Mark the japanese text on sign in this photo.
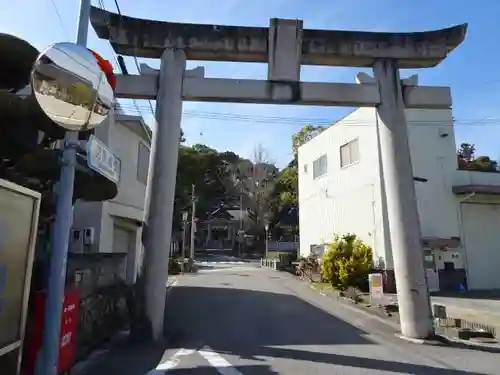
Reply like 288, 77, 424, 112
86, 135, 121, 183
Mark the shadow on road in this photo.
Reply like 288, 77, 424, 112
75, 340, 168, 375
164, 286, 491, 375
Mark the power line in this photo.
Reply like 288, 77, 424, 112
107, 0, 157, 118
48, 0, 69, 37
90, 3, 500, 131
96, 0, 147, 120
113, 103, 500, 128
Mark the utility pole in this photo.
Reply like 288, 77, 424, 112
239, 193, 243, 231
181, 211, 188, 273
190, 184, 196, 259
39, 1, 90, 374
238, 192, 243, 256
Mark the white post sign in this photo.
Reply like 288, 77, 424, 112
369, 273, 384, 303
86, 135, 121, 183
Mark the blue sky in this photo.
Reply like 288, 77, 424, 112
2, 0, 500, 167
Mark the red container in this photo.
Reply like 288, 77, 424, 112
24, 288, 80, 375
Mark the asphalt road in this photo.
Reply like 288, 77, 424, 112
81, 251, 500, 375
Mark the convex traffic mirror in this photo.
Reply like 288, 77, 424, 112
31, 42, 114, 132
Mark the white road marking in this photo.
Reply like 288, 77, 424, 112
153, 348, 196, 372
198, 347, 244, 375
166, 279, 178, 288
151, 347, 242, 375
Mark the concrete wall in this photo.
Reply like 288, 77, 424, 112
298, 107, 458, 270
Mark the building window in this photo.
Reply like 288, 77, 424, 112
312, 154, 328, 179
340, 138, 360, 168
303, 164, 308, 173
137, 142, 150, 184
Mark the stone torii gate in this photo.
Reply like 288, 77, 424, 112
90, 6, 467, 341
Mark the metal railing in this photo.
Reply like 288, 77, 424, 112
260, 258, 279, 271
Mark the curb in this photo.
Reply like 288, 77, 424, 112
394, 333, 449, 346
298, 277, 500, 351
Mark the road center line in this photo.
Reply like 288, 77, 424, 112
198, 347, 244, 375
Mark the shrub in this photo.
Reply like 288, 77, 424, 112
320, 233, 373, 290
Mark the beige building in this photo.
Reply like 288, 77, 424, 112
71, 109, 151, 285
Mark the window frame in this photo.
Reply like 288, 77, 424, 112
312, 154, 328, 179
340, 138, 360, 168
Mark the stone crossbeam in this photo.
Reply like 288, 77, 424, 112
114, 74, 451, 108
90, 6, 467, 69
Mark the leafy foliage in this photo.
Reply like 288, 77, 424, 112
291, 124, 326, 156
173, 145, 231, 229
457, 142, 498, 172
320, 234, 373, 290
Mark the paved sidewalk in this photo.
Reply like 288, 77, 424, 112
373, 291, 500, 336
431, 295, 500, 335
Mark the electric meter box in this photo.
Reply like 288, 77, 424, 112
0, 179, 41, 375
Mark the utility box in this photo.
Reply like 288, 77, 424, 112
0, 179, 41, 375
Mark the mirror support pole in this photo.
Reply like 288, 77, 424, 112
38, 1, 91, 374
373, 59, 434, 339
143, 48, 186, 341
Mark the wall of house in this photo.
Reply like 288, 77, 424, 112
72, 201, 104, 252
72, 113, 111, 253
405, 109, 460, 241
298, 107, 460, 272
298, 107, 388, 262
73, 114, 149, 272
106, 118, 149, 221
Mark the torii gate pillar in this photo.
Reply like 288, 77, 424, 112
373, 60, 433, 339
142, 49, 186, 340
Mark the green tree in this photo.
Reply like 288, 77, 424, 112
292, 124, 326, 157
457, 142, 498, 172
173, 145, 232, 230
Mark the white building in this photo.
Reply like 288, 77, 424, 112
71, 110, 151, 285
298, 107, 500, 292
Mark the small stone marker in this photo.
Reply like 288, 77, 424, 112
369, 273, 384, 304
